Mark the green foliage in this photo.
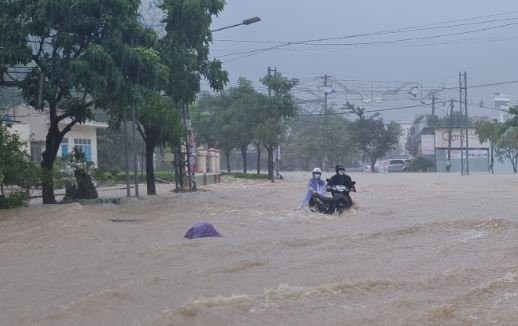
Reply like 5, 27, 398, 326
0, 192, 28, 209
346, 103, 402, 170
283, 107, 355, 169
63, 150, 98, 200
0, 122, 40, 190
94, 167, 121, 184
221, 172, 269, 180
192, 79, 268, 159
1, 0, 148, 203
495, 127, 518, 173
159, 0, 228, 104
257, 71, 299, 148
408, 157, 435, 172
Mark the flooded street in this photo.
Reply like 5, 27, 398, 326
1, 172, 518, 325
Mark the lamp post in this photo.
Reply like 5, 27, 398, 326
211, 17, 261, 32
179, 16, 262, 191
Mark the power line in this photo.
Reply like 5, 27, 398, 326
215, 10, 518, 44
220, 21, 518, 62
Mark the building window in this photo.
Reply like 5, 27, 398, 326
61, 138, 69, 158
74, 138, 92, 162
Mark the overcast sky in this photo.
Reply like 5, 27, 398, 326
207, 0, 518, 121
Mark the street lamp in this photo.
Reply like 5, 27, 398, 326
177, 16, 262, 191
211, 16, 261, 32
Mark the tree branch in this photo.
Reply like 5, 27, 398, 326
60, 118, 79, 136
136, 123, 147, 142
55, 112, 71, 123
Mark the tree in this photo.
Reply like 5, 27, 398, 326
0, 122, 40, 206
159, 0, 227, 105
495, 127, 518, 173
191, 92, 226, 148
0, 0, 143, 203
258, 71, 298, 181
191, 91, 236, 172
227, 78, 264, 173
158, 0, 227, 186
347, 103, 402, 172
134, 89, 182, 195
476, 118, 503, 174
283, 107, 356, 170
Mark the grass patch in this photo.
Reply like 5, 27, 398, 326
222, 172, 269, 180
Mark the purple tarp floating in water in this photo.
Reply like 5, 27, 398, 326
184, 222, 222, 239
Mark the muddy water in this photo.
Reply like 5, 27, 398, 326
1, 173, 518, 325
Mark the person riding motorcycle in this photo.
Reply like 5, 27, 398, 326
327, 163, 356, 209
300, 167, 327, 209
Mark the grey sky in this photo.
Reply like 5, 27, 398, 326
208, 0, 518, 121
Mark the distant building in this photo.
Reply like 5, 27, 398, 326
396, 121, 413, 156
494, 93, 512, 122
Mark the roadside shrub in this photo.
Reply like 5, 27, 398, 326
408, 157, 435, 172
62, 150, 98, 201
0, 191, 28, 209
222, 172, 269, 180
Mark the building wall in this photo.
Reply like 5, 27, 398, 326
6, 122, 31, 154
9, 105, 48, 141
57, 124, 100, 165
435, 148, 489, 173
6, 105, 104, 165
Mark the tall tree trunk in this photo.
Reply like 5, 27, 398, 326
174, 147, 183, 191
490, 142, 494, 174
370, 158, 377, 173
141, 143, 145, 178
255, 142, 261, 174
265, 144, 274, 182
241, 144, 248, 173
225, 150, 231, 173
41, 124, 63, 204
145, 140, 156, 195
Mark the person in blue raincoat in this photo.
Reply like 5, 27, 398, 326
300, 168, 327, 208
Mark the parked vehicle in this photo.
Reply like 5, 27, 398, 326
387, 159, 409, 172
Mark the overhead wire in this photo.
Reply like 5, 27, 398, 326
220, 22, 518, 62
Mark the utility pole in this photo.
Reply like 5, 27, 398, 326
123, 118, 130, 197
267, 66, 274, 182
457, 72, 464, 175
323, 74, 329, 171
132, 104, 139, 196
431, 94, 436, 116
459, 71, 469, 175
182, 104, 194, 191
324, 74, 329, 115
447, 99, 454, 172
464, 72, 469, 175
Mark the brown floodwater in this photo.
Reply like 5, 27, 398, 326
1, 172, 517, 325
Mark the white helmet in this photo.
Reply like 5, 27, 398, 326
312, 168, 322, 174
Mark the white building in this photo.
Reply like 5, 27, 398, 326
5, 105, 107, 166
494, 93, 511, 122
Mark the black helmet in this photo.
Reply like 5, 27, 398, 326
335, 163, 345, 173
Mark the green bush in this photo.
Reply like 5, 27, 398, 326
408, 157, 435, 172
0, 191, 28, 209
155, 171, 175, 182
222, 172, 269, 180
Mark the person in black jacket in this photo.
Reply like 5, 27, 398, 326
327, 163, 356, 210
327, 164, 356, 189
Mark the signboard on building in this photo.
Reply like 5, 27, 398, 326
434, 128, 489, 149
450, 149, 488, 160
420, 134, 435, 155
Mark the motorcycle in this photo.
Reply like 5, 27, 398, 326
309, 180, 355, 215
